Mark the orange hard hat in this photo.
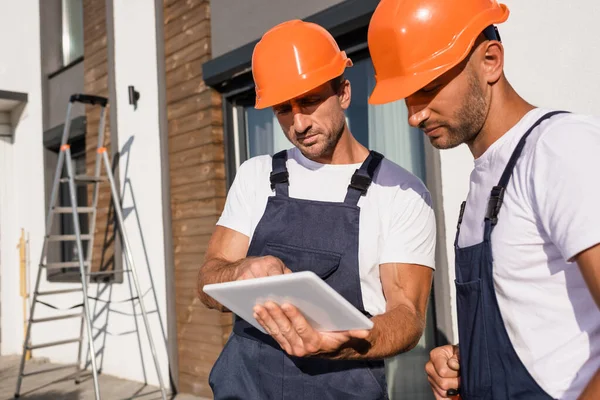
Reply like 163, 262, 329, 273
367, 0, 510, 104
252, 19, 353, 109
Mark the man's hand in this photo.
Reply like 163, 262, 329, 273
425, 344, 461, 399
253, 301, 369, 357
197, 226, 293, 311
236, 256, 292, 281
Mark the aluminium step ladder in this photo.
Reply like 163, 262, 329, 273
14, 94, 167, 400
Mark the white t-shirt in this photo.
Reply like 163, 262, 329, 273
458, 108, 600, 399
217, 147, 437, 316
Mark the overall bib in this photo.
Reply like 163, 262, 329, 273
209, 150, 389, 400
454, 111, 567, 399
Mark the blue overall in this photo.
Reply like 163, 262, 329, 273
454, 111, 567, 399
208, 150, 389, 400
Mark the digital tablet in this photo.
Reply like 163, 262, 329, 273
202, 271, 374, 334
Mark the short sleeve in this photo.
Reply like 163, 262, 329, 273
531, 117, 600, 261
379, 189, 437, 269
216, 159, 255, 237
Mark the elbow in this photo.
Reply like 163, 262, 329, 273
196, 265, 211, 308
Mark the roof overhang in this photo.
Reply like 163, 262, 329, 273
0, 90, 28, 141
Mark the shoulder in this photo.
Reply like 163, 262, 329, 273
530, 111, 600, 162
235, 153, 275, 180
373, 157, 431, 204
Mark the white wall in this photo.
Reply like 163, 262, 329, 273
101, 0, 170, 387
434, 0, 600, 344
0, 0, 46, 356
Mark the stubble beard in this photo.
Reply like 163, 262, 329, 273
432, 71, 487, 150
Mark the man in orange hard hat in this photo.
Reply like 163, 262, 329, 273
196, 19, 437, 399
368, 0, 600, 399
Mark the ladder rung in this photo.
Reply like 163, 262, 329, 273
32, 313, 83, 323
22, 363, 79, 377
53, 207, 95, 213
27, 338, 81, 350
86, 270, 130, 276
44, 261, 90, 269
60, 175, 107, 183
37, 288, 83, 296
47, 234, 91, 241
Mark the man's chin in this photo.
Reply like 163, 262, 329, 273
428, 136, 461, 150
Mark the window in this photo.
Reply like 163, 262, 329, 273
62, 0, 84, 66
227, 56, 436, 399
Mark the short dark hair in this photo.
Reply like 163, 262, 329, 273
330, 74, 346, 94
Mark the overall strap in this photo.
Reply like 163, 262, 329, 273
344, 150, 385, 206
270, 150, 289, 197
483, 110, 569, 240
454, 201, 467, 248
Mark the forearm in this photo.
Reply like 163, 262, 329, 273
578, 367, 600, 400
196, 257, 245, 311
325, 302, 424, 360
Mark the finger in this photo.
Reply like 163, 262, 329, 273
250, 263, 270, 278
254, 303, 293, 353
283, 267, 293, 274
263, 256, 286, 275
427, 376, 449, 399
432, 353, 460, 379
266, 263, 284, 276
236, 270, 254, 281
253, 312, 269, 333
265, 302, 306, 355
426, 359, 459, 394
281, 304, 320, 354
448, 356, 460, 371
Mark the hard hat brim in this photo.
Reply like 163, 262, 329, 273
367, 68, 446, 105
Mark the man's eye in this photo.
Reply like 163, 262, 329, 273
421, 83, 441, 94
301, 98, 321, 106
275, 107, 291, 115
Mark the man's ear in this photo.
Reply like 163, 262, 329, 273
482, 40, 504, 84
339, 79, 351, 110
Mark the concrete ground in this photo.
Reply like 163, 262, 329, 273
0, 355, 207, 400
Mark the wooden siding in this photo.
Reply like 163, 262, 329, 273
162, 0, 228, 397
83, 0, 116, 276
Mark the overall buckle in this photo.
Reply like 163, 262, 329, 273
348, 171, 372, 195
269, 170, 289, 190
485, 186, 505, 226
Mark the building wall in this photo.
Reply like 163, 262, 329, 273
210, 0, 345, 57
162, 0, 227, 396
89, 0, 171, 386
0, 0, 46, 355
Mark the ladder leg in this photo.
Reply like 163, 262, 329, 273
14, 262, 44, 397
15, 149, 68, 397
65, 147, 101, 400
74, 311, 86, 382
101, 149, 167, 400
